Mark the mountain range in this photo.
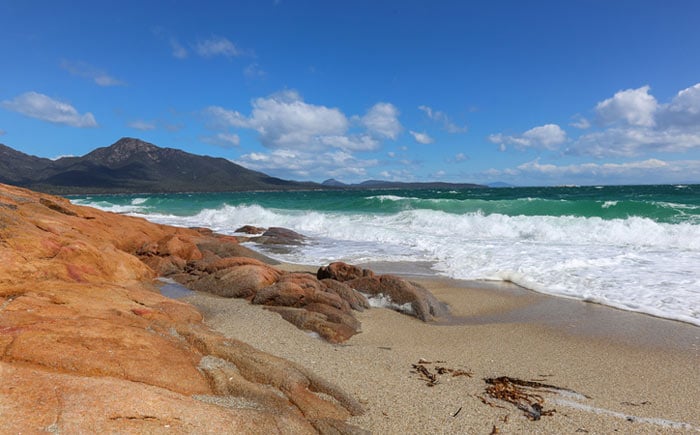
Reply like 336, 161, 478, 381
0, 138, 483, 194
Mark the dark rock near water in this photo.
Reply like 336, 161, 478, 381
321, 279, 370, 312
235, 225, 267, 235
257, 227, 306, 245
347, 274, 449, 322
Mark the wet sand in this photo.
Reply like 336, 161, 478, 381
183, 262, 700, 433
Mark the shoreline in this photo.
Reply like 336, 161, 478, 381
183, 261, 700, 433
273, 260, 700, 353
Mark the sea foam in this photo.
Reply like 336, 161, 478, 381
75, 199, 700, 326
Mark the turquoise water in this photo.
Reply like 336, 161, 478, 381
71, 184, 700, 224
71, 184, 700, 326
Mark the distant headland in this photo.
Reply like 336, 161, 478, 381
0, 137, 484, 194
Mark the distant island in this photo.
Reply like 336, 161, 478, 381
0, 137, 484, 194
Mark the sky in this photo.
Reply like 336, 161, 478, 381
2, 1, 700, 186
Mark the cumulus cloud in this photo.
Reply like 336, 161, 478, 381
489, 124, 567, 151
128, 120, 156, 131
235, 148, 378, 179
195, 36, 241, 58
318, 135, 379, 151
595, 85, 658, 127
570, 114, 591, 129
206, 90, 350, 150
568, 82, 700, 157
207, 91, 406, 179
484, 158, 700, 185
361, 102, 401, 139
409, 130, 434, 144
418, 105, 467, 133
61, 60, 126, 86
661, 82, 700, 127
1, 92, 97, 128
201, 132, 241, 148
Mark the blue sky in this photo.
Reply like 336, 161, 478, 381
2, 1, 700, 186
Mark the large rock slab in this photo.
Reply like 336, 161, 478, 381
0, 183, 364, 433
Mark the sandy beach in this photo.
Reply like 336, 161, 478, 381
182, 262, 700, 434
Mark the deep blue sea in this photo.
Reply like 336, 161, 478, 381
71, 184, 700, 326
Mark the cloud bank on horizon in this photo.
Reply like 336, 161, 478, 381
1, 1, 700, 186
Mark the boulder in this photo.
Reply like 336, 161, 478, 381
264, 306, 358, 344
235, 225, 267, 234
317, 261, 375, 282
347, 275, 449, 322
321, 279, 371, 312
190, 264, 282, 299
252, 273, 349, 312
257, 227, 306, 245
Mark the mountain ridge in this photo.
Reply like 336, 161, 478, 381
0, 138, 319, 194
1, 138, 485, 194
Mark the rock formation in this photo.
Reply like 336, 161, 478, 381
317, 262, 450, 322
0, 183, 365, 433
0, 183, 449, 432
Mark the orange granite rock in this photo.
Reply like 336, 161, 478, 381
0, 183, 364, 434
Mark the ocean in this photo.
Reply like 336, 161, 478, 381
70, 184, 700, 327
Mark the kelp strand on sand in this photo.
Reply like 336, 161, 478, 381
410, 359, 473, 387
482, 376, 589, 421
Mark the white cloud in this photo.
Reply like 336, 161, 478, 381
596, 85, 658, 127
418, 105, 467, 133
235, 148, 378, 179
485, 158, 700, 185
207, 92, 406, 178
361, 102, 401, 139
454, 152, 468, 162
1, 92, 97, 128
201, 132, 240, 148
195, 36, 241, 58
60, 60, 126, 87
567, 82, 700, 157
128, 120, 156, 131
409, 130, 434, 144
244, 63, 266, 78
50, 154, 77, 161
170, 37, 189, 59
489, 124, 567, 151
661, 82, 700, 128
319, 134, 379, 151
570, 114, 591, 129
206, 90, 349, 150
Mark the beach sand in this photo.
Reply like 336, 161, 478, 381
182, 263, 700, 434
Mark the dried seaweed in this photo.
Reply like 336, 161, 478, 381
482, 376, 563, 420
410, 360, 473, 387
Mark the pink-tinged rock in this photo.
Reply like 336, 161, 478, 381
235, 224, 267, 234
190, 264, 283, 298
253, 273, 350, 312
0, 183, 365, 433
347, 274, 449, 322
317, 261, 375, 282
264, 306, 359, 344
321, 279, 371, 312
